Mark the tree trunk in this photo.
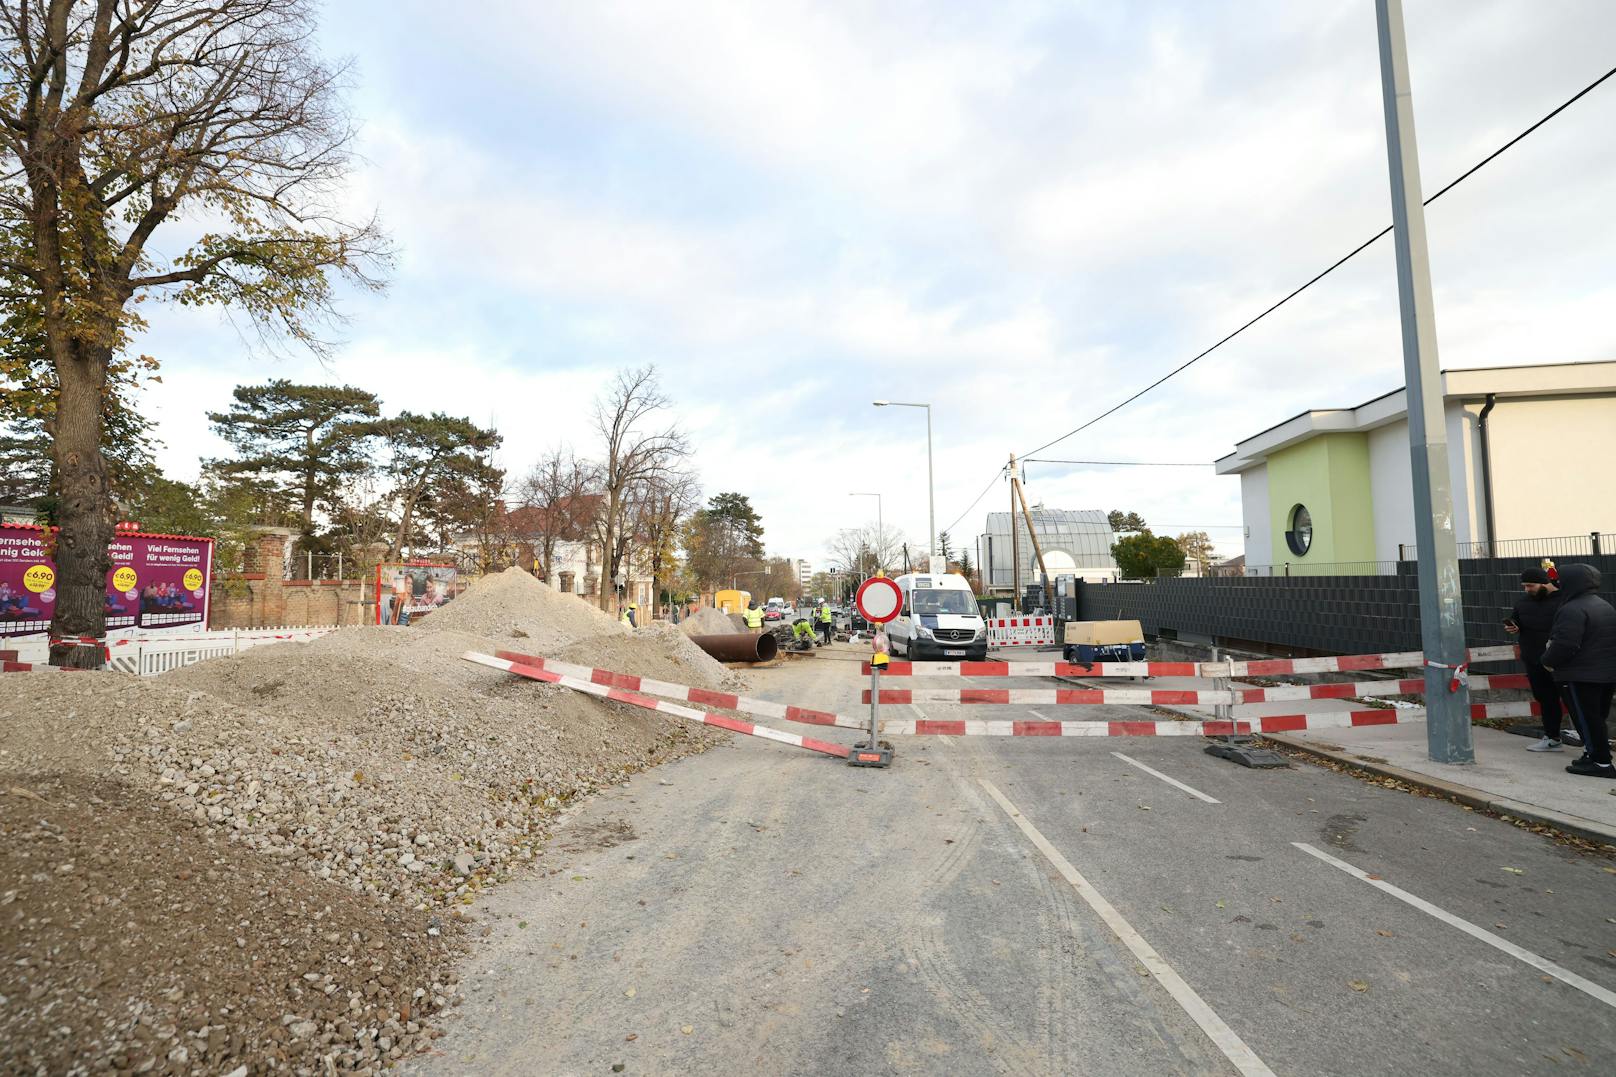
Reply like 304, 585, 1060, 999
48, 350, 116, 668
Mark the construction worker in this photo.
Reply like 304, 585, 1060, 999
619, 607, 632, 628
626, 602, 638, 628
817, 598, 833, 645
743, 603, 765, 632
790, 617, 816, 651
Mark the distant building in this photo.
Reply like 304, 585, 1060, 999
795, 559, 812, 586
1216, 361, 1616, 572
976, 508, 1118, 592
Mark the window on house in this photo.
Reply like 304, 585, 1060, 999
560, 571, 575, 593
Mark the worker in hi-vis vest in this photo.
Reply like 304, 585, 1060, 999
743, 603, 765, 631
816, 600, 833, 644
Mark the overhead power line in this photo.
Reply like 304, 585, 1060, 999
1025, 458, 1212, 467
941, 467, 1006, 537
1015, 60, 1616, 462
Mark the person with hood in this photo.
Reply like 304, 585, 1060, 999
1505, 565, 1569, 751
1539, 564, 1616, 779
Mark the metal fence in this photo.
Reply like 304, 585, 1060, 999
1400, 533, 1606, 562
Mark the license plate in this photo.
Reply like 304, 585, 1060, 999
944, 649, 966, 657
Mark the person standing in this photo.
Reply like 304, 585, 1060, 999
1539, 564, 1616, 780
1506, 567, 1568, 751
743, 603, 764, 632
817, 599, 834, 645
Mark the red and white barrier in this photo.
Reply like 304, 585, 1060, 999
864, 671, 1533, 707
878, 701, 1536, 738
985, 616, 1056, 647
464, 652, 852, 759
864, 645, 1520, 679
490, 649, 867, 731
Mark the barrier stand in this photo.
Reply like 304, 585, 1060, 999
848, 578, 899, 768
1204, 646, 1287, 768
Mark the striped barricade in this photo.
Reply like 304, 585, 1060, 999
863, 645, 1520, 679
464, 651, 852, 759
985, 616, 1057, 647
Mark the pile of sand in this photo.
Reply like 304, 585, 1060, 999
679, 606, 743, 637
415, 567, 628, 649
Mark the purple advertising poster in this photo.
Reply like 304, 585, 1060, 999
0, 525, 213, 638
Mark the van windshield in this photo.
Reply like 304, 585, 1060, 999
910, 589, 978, 616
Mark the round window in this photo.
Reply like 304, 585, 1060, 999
1286, 505, 1313, 557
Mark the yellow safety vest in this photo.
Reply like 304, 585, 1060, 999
744, 608, 763, 628
818, 605, 832, 623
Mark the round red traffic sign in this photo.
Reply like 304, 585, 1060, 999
855, 576, 902, 624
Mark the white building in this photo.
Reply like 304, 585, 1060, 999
976, 508, 1118, 591
1215, 361, 1616, 570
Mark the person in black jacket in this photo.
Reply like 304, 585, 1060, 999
1506, 567, 1569, 751
1539, 564, 1616, 778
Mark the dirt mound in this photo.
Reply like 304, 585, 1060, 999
415, 567, 627, 649
0, 771, 456, 1075
679, 606, 742, 637
560, 623, 741, 690
0, 569, 763, 1072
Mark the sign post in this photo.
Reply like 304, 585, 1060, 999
851, 576, 903, 768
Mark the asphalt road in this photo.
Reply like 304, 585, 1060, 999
412, 646, 1616, 1076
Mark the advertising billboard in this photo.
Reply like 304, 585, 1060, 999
375, 562, 459, 625
0, 524, 213, 638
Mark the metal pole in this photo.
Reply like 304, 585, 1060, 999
1375, 0, 1473, 764
1009, 454, 1021, 611
869, 662, 880, 749
925, 404, 935, 564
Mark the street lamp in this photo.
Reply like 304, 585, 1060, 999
849, 491, 883, 576
873, 400, 934, 566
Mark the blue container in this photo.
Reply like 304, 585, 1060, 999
1065, 641, 1146, 665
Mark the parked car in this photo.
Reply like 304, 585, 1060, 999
763, 607, 784, 622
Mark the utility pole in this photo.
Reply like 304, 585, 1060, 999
1375, 0, 1473, 764
1009, 454, 1021, 611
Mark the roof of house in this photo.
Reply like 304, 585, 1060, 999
1215, 359, 1616, 475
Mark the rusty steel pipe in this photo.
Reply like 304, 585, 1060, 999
688, 632, 779, 664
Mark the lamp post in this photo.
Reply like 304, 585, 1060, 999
849, 491, 883, 575
873, 400, 934, 565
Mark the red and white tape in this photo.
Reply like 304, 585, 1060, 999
464, 651, 851, 759
985, 616, 1056, 647
877, 700, 1536, 738
491, 649, 867, 731
864, 672, 1532, 707
865, 645, 1520, 679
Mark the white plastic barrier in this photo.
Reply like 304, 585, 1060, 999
5, 625, 337, 676
985, 616, 1056, 647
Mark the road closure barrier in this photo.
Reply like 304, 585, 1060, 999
985, 616, 1057, 647
863, 672, 1532, 707
489, 648, 866, 730
463, 651, 852, 759
864, 645, 1520, 679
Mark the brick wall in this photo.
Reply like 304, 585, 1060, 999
1074, 554, 1616, 670
210, 529, 374, 629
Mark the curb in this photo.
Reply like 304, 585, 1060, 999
1259, 732, 1616, 849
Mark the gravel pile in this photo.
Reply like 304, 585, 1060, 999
678, 606, 742, 637
414, 567, 627, 649
0, 567, 743, 1074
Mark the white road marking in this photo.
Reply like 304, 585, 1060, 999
1294, 842, 1616, 1009
1111, 751, 1221, 804
980, 779, 1275, 1077
1027, 709, 1051, 721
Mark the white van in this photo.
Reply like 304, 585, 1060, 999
888, 573, 987, 661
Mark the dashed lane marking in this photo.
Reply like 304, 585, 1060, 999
1294, 842, 1616, 1010
1111, 751, 1221, 804
981, 779, 1276, 1077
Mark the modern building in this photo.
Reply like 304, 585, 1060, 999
795, 559, 812, 587
1215, 361, 1616, 572
976, 508, 1118, 592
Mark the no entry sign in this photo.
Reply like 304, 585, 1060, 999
855, 576, 902, 624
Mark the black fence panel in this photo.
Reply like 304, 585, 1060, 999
1074, 555, 1616, 667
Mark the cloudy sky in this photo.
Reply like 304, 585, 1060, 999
134, 0, 1616, 569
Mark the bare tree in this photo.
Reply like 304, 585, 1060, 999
1, 0, 389, 665
591, 366, 690, 611
515, 447, 600, 583
631, 469, 699, 616
827, 523, 905, 580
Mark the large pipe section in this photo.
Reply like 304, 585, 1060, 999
688, 632, 779, 664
